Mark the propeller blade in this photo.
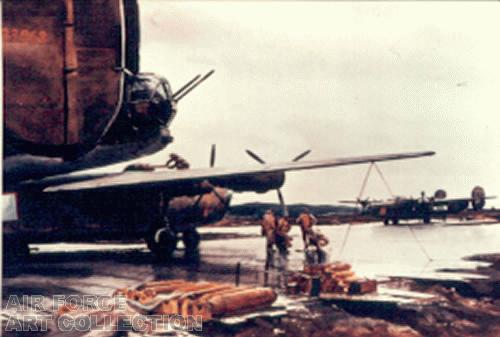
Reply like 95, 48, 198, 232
245, 149, 266, 164
277, 188, 288, 217
224, 192, 233, 207
292, 149, 311, 162
210, 144, 216, 168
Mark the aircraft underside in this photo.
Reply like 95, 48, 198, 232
2, 188, 227, 261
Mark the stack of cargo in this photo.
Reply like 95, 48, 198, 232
286, 262, 377, 296
114, 280, 278, 321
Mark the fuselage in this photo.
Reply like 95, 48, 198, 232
3, 0, 176, 189
2, 0, 195, 253
3, 182, 232, 243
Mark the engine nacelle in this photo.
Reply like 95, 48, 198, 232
166, 188, 232, 230
211, 172, 285, 193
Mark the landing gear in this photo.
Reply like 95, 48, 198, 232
182, 229, 200, 259
146, 218, 202, 260
146, 226, 178, 261
383, 218, 400, 225
422, 204, 431, 224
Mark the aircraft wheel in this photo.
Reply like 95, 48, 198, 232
146, 227, 178, 260
182, 229, 200, 258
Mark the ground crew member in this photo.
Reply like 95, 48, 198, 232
305, 229, 329, 265
261, 209, 277, 260
166, 153, 190, 170
275, 216, 292, 255
296, 208, 317, 248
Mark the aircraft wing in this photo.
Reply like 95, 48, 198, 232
432, 198, 468, 206
432, 196, 496, 206
36, 151, 435, 193
366, 202, 398, 208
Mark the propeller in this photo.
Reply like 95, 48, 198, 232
244, 149, 312, 217
292, 149, 311, 162
207, 144, 226, 203
245, 149, 266, 165
191, 144, 227, 209
207, 144, 227, 204
276, 189, 286, 212
210, 144, 216, 168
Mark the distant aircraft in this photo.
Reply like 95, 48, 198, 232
340, 187, 495, 225
2, 0, 435, 260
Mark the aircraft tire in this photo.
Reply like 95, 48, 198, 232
182, 229, 200, 258
146, 227, 178, 260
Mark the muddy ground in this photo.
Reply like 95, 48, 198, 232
228, 255, 500, 337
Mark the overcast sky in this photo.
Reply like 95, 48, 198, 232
133, 1, 499, 207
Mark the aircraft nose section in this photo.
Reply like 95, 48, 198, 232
130, 74, 177, 126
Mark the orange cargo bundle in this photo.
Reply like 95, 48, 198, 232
287, 262, 377, 295
115, 280, 277, 321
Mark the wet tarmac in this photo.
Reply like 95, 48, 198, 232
2, 221, 499, 336
4, 221, 499, 293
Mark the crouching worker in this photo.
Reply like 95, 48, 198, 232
304, 229, 329, 265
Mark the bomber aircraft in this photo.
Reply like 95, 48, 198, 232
2, 0, 435, 260
341, 187, 495, 225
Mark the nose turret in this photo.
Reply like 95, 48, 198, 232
127, 73, 177, 130
102, 70, 214, 147
100, 73, 176, 146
